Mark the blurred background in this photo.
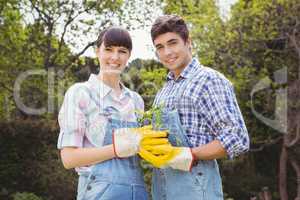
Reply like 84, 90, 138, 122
0, 0, 299, 199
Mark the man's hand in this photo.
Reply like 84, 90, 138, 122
141, 144, 195, 171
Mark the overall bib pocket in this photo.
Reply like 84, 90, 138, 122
82, 177, 111, 200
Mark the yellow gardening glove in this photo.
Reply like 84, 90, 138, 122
139, 143, 174, 168
113, 125, 169, 158
142, 144, 195, 171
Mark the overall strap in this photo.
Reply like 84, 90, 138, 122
128, 91, 143, 121
174, 71, 199, 110
153, 85, 166, 106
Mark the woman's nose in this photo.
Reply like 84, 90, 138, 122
111, 51, 120, 60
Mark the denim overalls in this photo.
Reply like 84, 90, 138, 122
151, 72, 224, 200
77, 118, 148, 200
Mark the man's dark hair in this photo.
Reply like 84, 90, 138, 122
151, 15, 189, 43
96, 26, 132, 51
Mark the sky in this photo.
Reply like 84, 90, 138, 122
83, 0, 238, 61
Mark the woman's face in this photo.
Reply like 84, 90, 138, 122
96, 42, 131, 75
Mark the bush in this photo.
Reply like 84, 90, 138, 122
12, 192, 43, 200
0, 120, 77, 200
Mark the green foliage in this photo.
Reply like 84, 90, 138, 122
139, 67, 167, 109
12, 192, 43, 200
136, 104, 164, 127
0, 120, 77, 200
124, 59, 166, 109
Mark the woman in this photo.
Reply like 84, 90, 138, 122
57, 27, 167, 200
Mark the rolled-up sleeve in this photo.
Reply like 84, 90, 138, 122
198, 77, 250, 159
57, 84, 90, 149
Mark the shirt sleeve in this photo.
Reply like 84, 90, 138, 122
197, 77, 250, 159
57, 83, 90, 149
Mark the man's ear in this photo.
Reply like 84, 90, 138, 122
187, 38, 192, 51
155, 51, 160, 60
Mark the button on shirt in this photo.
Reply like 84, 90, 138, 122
57, 74, 144, 173
154, 58, 249, 159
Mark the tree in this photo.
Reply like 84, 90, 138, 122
228, 1, 300, 199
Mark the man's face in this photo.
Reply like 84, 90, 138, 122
153, 32, 192, 77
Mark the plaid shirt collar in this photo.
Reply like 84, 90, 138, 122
166, 58, 200, 81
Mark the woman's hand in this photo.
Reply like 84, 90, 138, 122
113, 126, 169, 158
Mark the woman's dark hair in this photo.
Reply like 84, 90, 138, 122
151, 15, 189, 43
96, 26, 132, 51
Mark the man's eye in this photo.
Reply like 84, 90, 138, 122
105, 48, 112, 51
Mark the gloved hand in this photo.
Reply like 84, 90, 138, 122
141, 144, 195, 171
113, 125, 169, 158
139, 141, 174, 168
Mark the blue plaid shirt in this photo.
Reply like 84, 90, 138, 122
154, 58, 249, 159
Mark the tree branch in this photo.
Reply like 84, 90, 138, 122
29, 0, 51, 23
51, 4, 98, 66
62, 41, 96, 71
0, 82, 13, 93
285, 123, 300, 148
60, 16, 110, 70
250, 136, 283, 152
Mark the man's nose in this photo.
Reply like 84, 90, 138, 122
164, 47, 172, 56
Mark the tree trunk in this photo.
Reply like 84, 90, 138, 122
279, 142, 289, 200
258, 187, 272, 200
290, 157, 300, 200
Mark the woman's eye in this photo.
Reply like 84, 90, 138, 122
119, 50, 127, 54
105, 47, 112, 51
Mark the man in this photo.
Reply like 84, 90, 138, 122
143, 15, 250, 200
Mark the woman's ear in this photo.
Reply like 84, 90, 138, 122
95, 47, 99, 56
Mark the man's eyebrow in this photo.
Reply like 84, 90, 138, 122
155, 38, 178, 48
167, 38, 178, 43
